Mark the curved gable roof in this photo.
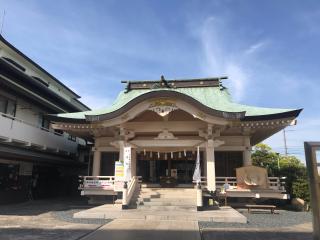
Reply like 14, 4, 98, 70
49, 83, 302, 123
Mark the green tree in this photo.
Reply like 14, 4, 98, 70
252, 143, 310, 203
252, 143, 279, 176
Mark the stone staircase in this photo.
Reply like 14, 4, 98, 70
132, 187, 197, 211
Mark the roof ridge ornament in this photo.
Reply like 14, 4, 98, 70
149, 99, 178, 117
151, 75, 172, 89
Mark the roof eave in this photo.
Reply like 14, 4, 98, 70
242, 109, 303, 121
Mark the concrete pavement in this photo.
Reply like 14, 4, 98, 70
81, 219, 201, 240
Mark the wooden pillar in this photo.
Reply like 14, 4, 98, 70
149, 160, 155, 181
92, 150, 101, 176
203, 149, 207, 178
206, 143, 216, 192
243, 137, 252, 166
119, 141, 125, 162
243, 149, 252, 166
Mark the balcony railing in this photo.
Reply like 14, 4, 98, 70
0, 112, 81, 154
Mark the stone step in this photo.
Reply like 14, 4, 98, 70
140, 188, 195, 192
139, 192, 196, 196
139, 190, 195, 193
138, 195, 196, 199
139, 192, 196, 195
137, 201, 196, 206
137, 198, 195, 203
137, 205, 196, 211
140, 188, 195, 190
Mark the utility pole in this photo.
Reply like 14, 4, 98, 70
283, 128, 288, 156
0, 10, 6, 35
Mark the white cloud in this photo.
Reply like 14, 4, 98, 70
244, 41, 268, 55
225, 63, 247, 101
196, 16, 265, 102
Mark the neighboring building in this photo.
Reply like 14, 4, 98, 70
0, 35, 90, 203
50, 76, 302, 203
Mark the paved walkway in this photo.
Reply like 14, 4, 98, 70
74, 205, 247, 223
0, 199, 313, 240
81, 219, 201, 240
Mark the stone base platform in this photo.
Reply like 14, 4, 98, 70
74, 205, 247, 223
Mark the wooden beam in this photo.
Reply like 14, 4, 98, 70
123, 121, 206, 133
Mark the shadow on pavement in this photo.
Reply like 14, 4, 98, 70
0, 227, 98, 240
201, 229, 313, 240
0, 197, 91, 216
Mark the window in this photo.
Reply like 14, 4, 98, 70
0, 95, 16, 116
68, 135, 76, 142
0, 96, 6, 113
6, 100, 16, 116
38, 114, 50, 130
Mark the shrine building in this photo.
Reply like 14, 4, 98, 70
50, 76, 302, 199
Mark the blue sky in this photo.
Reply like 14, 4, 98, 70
1, 0, 320, 161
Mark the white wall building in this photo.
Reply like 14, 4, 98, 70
0, 35, 90, 203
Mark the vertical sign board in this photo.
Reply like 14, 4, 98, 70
304, 142, 320, 240
114, 161, 124, 192
124, 146, 132, 182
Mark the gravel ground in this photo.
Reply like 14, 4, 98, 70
199, 208, 312, 229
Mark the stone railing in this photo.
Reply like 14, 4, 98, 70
122, 176, 141, 209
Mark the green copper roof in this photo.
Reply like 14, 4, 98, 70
54, 86, 299, 120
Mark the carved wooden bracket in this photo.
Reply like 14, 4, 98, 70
154, 129, 178, 140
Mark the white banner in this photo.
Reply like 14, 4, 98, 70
124, 146, 132, 181
192, 146, 201, 183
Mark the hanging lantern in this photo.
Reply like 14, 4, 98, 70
158, 152, 160, 159
165, 153, 168, 160
178, 152, 182, 158
150, 151, 153, 158
171, 152, 173, 158
144, 149, 146, 156
184, 149, 187, 157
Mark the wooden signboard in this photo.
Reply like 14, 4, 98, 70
114, 161, 124, 192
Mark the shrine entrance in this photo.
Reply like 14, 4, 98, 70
136, 150, 204, 184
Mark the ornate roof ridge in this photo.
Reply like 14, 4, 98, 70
122, 75, 228, 92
